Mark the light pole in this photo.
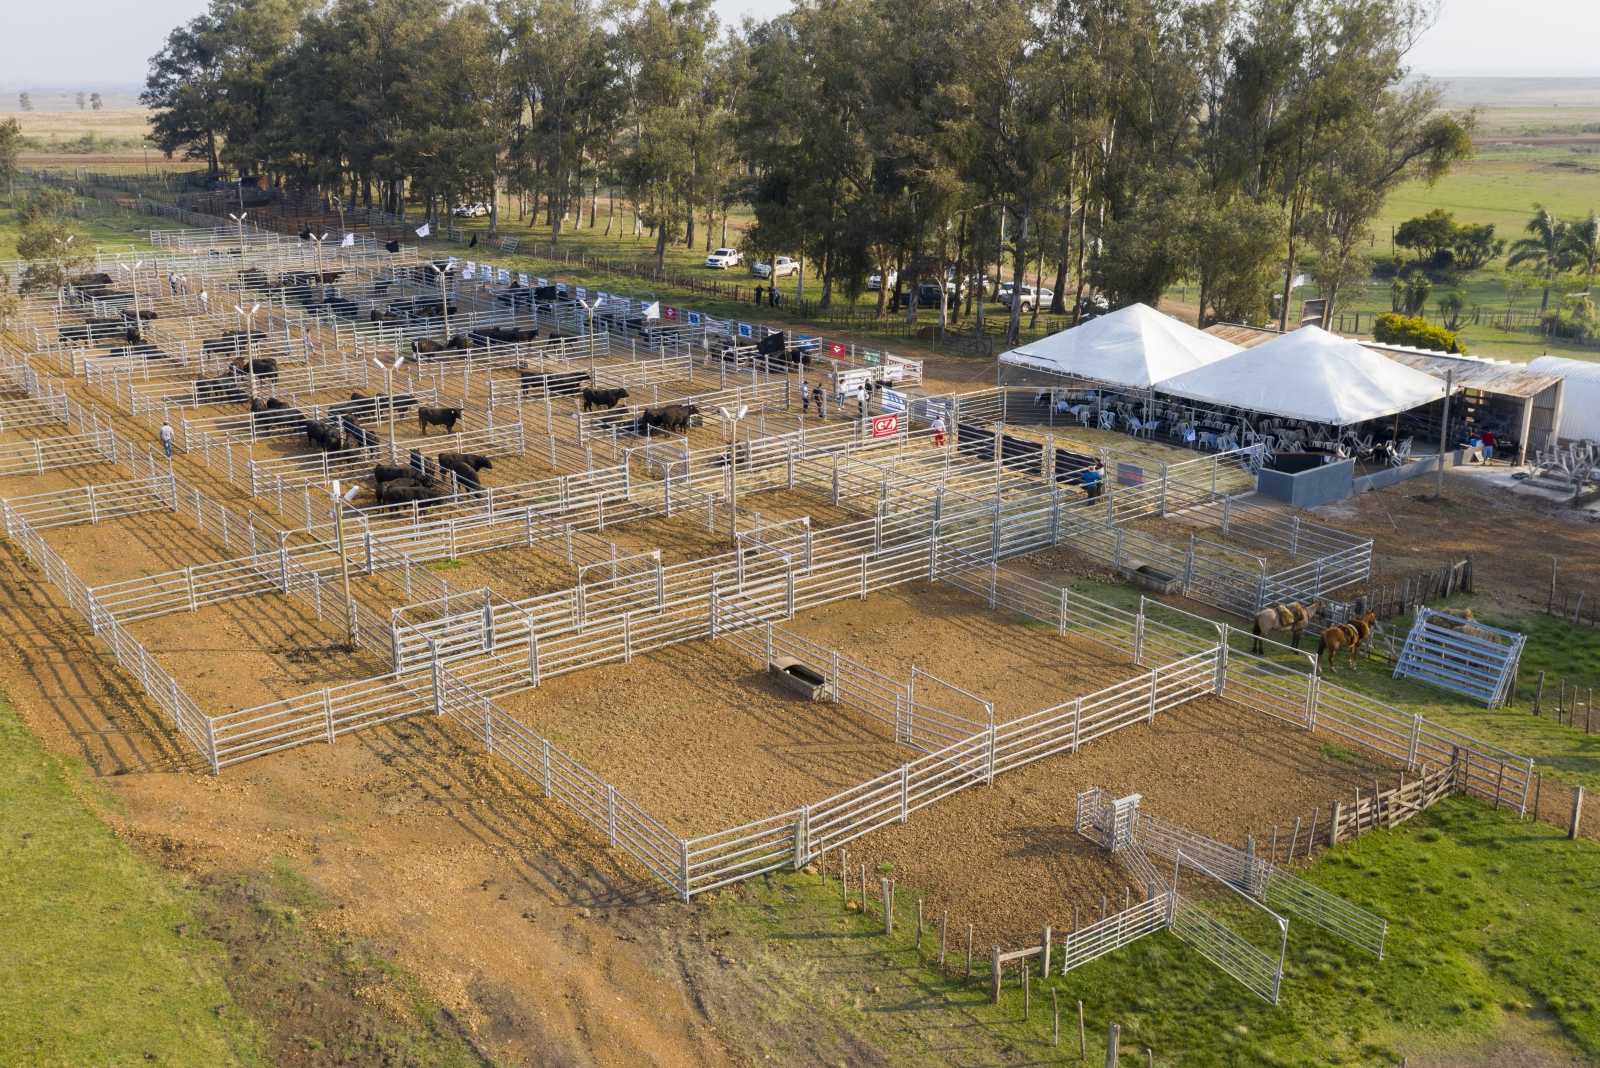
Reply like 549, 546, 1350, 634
329, 479, 362, 648
117, 258, 143, 322
228, 210, 247, 252
429, 262, 452, 341
234, 302, 261, 393
308, 231, 331, 286
373, 354, 405, 461
578, 296, 605, 381
717, 403, 748, 538
331, 193, 346, 237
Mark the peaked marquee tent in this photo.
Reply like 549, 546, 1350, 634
1156, 325, 1448, 426
997, 303, 1240, 389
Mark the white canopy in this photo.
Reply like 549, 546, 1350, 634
1529, 355, 1600, 441
997, 303, 1240, 389
1156, 325, 1448, 426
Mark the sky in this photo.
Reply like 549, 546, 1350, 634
1, 0, 1596, 89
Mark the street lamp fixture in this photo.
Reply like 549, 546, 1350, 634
329, 478, 362, 647
118, 258, 144, 321
372, 354, 405, 461
716, 403, 749, 538
428, 262, 453, 340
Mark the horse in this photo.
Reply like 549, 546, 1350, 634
1317, 610, 1377, 672
1250, 600, 1322, 654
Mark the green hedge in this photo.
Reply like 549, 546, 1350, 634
1373, 312, 1466, 354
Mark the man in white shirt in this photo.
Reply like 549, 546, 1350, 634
159, 420, 174, 459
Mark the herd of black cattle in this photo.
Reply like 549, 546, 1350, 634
53, 267, 796, 512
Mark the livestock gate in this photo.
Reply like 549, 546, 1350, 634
1393, 607, 1525, 708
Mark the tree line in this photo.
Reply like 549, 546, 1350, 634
143, 0, 1471, 343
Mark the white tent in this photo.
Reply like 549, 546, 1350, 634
997, 303, 1240, 389
1156, 325, 1447, 426
1528, 355, 1600, 441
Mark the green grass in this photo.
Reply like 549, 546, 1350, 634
1376, 144, 1600, 240
1278, 594, 1600, 792
0, 696, 268, 1067
0, 198, 157, 263
712, 798, 1600, 1065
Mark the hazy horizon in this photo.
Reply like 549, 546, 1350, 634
2, 0, 1597, 91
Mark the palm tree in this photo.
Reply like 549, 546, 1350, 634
1506, 204, 1574, 313
1566, 209, 1600, 289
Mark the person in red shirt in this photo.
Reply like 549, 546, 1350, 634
1480, 429, 1497, 462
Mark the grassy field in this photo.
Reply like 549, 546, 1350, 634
0, 695, 268, 1067
0, 199, 156, 263
710, 797, 1598, 1066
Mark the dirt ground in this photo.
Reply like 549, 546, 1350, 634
127, 595, 388, 713
497, 638, 911, 836
837, 694, 1398, 943
1310, 465, 1600, 610
787, 581, 1159, 722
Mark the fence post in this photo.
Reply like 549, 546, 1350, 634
792, 805, 809, 869
205, 716, 221, 776
542, 738, 552, 798
990, 945, 1002, 1003
900, 764, 910, 822
1407, 714, 1422, 770
1133, 611, 1145, 665
680, 839, 692, 902
428, 639, 442, 716
1042, 925, 1052, 977
1147, 666, 1159, 723
1071, 697, 1083, 753
1329, 800, 1342, 845
1572, 786, 1586, 840
277, 531, 290, 593
986, 723, 997, 784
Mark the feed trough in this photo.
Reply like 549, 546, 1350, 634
1123, 563, 1182, 595
768, 657, 831, 701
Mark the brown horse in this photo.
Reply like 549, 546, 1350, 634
1317, 611, 1378, 672
1250, 600, 1322, 653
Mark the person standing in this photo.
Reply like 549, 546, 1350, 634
813, 382, 826, 420
930, 412, 947, 448
754, 284, 764, 307
800, 375, 810, 414
1081, 459, 1105, 498
856, 383, 868, 422
159, 420, 174, 459
1480, 428, 1497, 462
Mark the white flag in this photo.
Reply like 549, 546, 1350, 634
415, 222, 431, 238
643, 301, 661, 320
340, 232, 355, 248
517, 273, 529, 286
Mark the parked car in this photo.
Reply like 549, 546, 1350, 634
915, 281, 956, 307
1076, 293, 1111, 318
866, 268, 898, 292
452, 202, 489, 218
1005, 285, 1055, 312
752, 256, 798, 279
705, 247, 743, 269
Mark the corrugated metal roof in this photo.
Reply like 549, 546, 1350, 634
1201, 323, 1564, 399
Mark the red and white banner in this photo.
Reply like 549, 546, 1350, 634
870, 413, 901, 438
664, 306, 679, 320
828, 341, 847, 358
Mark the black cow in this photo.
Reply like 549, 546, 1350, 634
518, 370, 588, 398
230, 356, 279, 377
195, 375, 246, 404
68, 271, 113, 292
373, 464, 430, 488
436, 456, 484, 492
378, 480, 447, 507
646, 404, 700, 433
305, 420, 344, 451
384, 239, 401, 253
416, 406, 463, 435
437, 451, 493, 473
582, 386, 629, 411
